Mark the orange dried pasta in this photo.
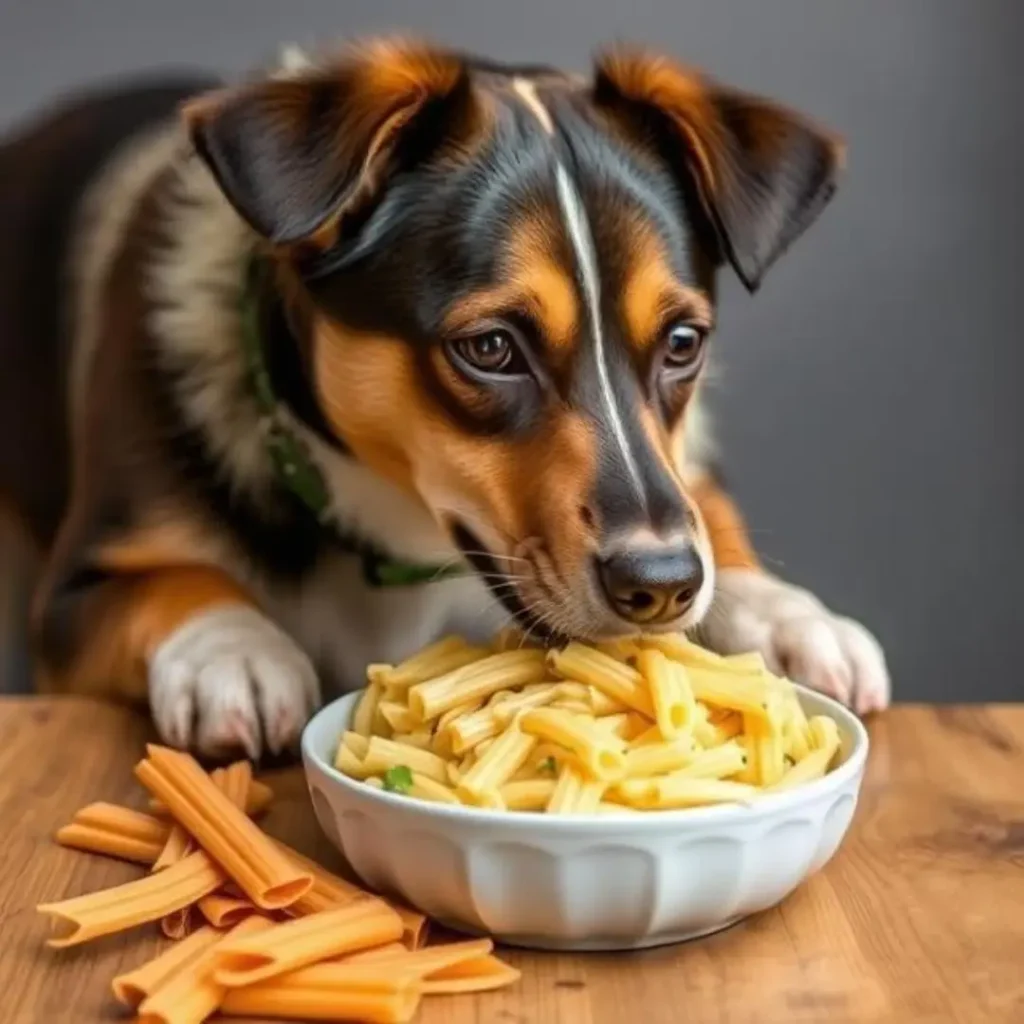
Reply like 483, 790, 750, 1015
112, 925, 222, 1007
421, 954, 522, 994
37, 850, 224, 947
213, 900, 404, 988
135, 914, 274, 1024
219, 970, 420, 1024
135, 746, 311, 910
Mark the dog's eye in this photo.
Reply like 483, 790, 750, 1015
453, 329, 524, 375
664, 324, 705, 369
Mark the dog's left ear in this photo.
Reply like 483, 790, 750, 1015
594, 48, 844, 292
183, 39, 472, 246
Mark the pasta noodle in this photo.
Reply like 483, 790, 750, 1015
219, 971, 420, 1024
37, 850, 224, 948
55, 822, 167, 866
212, 900, 403, 987
520, 708, 626, 780
112, 925, 222, 1007
335, 632, 844, 814
407, 649, 547, 721
135, 746, 312, 910
421, 954, 522, 995
135, 915, 274, 1024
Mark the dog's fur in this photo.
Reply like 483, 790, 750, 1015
0, 39, 889, 755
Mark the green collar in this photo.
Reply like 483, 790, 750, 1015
239, 260, 466, 588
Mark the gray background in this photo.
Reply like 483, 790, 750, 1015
1, 0, 1021, 701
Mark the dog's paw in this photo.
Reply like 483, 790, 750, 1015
701, 568, 890, 715
148, 605, 320, 758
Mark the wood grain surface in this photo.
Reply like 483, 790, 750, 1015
1, 698, 1022, 1024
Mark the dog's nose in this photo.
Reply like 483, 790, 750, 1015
597, 546, 704, 626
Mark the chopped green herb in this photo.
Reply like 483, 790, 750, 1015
383, 765, 414, 794
539, 757, 557, 775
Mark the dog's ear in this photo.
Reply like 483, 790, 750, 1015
183, 40, 472, 245
594, 48, 844, 292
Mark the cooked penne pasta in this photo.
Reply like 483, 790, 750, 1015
135, 746, 312, 910
336, 937, 491, 974
546, 643, 654, 716
623, 736, 694, 778
500, 778, 557, 811
457, 723, 536, 803
408, 649, 547, 721
383, 636, 485, 690
213, 900, 403, 988
520, 708, 626, 780
37, 850, 224, 947
352, 680, 383, 737
362, 737, 449, 784
637, 648, 690, 739
335, 632, 844, 815
378, 701, 419, 734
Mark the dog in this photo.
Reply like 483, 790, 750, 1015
0, 38, 889, 757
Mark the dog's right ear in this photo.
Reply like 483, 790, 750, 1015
183, 39, 471, 246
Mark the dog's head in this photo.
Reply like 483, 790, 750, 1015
186, 39, 842, 641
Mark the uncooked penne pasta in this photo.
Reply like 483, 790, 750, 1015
546, 644, 654, 717
197, 892, 254, 928
135, 746, 312, 910
407, 649, 547, 721
213, 900, 403, 988
135, 914, 274, 1024
71, 802, 171, 846
421, 954, 522, 995
37, 850, 224, 948
336, 937, 491, 975
520, 708, 626, 781
147, 779, 274, 818
153, 824, 193, 872
112, 925, 223, 1008
55, 822, 167, 866
219, 971, 420, 1024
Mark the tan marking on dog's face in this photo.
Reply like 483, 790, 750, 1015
312, 308, 606, 634
621, 226, 713, 353
443, 216, 579, 357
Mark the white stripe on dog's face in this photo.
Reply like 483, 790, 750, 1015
512, 78, 649, 514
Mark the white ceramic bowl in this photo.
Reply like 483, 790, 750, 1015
302, 686, 868, 951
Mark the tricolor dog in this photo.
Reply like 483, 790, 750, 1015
0, 39, 889, 757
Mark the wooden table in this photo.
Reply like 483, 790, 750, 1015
1, 699, 1022, 1024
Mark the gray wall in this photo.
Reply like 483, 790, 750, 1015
2, 1, 1021, 701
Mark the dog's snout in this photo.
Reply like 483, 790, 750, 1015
596, 545, 704, 626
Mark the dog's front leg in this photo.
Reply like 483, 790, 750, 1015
691, 477, 890, 714
34, 559, 319, 757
